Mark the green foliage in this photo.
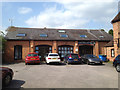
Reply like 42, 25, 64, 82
0, 35, 6, 52
101, 29, 105, 31
108, 29, 113, 36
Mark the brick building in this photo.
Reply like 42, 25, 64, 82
109, 12, 120, 61
103, 12, 120, 61
4, 26, 112, 63
104, 41, 114, 61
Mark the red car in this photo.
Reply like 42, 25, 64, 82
0, 67, 14, 86
25, 52, 40, 65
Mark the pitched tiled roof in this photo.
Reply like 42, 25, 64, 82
111, 12, 120, 23
5, 26, 113, 41
104, 41, 114, 47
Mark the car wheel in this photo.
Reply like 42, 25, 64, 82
25, 63, 28, 65
100, 62, 103, 65
116, 64, 120, 72
3, 74, 12, 86
87, 61, 90, 65
46, 62, 49, 65
66, 61, 69, 65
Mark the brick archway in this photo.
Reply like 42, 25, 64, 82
35, 45, 52, 60
79, 45, 93, 56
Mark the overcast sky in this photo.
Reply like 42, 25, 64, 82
1, 0, 120, 33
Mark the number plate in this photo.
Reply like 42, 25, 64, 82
74, 59, 78, 61
52, 58, 56, 60
31, 58, 35, 59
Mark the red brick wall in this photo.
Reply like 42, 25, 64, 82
98, 41, 108, 54
113, 22, 120, 57
4, 40, 110, 63
4, 41, 29, 63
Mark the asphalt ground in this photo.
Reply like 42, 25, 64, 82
2, 62, 118, 88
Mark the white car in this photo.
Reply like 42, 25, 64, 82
45, 53, 61, 64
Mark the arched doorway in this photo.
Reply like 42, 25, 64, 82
79, 45, 93, 56
35, 45, 52, 60
58, 45, 73, 58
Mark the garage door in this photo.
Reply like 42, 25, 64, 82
35, 45, 52, 60
79, 45, 93, 56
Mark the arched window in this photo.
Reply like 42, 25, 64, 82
14, 45, 22, 60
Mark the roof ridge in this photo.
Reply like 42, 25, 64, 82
8, 26, 102, 31
87, 30, 100, 40
99, 30, 104, 35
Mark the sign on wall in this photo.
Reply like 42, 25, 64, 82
78, 41, 95, 45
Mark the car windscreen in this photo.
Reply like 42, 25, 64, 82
49, 54, 58, 56
28, 54, 38, 56
71, 54, 79, 58
115, 55, 120, 60
86, 55, 97, 58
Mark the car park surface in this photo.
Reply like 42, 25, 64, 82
3, 62, 118, 88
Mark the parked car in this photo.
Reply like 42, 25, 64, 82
25, 52, 40, 65
113, 55, 120, 72
45, 53, 61, 64
64, 53, 82, 64
81, 54, 103, 65
0, 67, 14, 86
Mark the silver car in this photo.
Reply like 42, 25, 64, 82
81, 54, 103, 65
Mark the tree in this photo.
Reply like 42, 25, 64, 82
108, 29, 113, 36
0, 31, 6, 53
101, 29, 105, 31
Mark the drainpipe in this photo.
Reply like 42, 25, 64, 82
29, 39, 30, 52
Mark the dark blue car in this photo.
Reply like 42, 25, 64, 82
64, 53, 82, 64
113, 55, 120, 72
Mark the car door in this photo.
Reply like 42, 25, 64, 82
116, 55, 120, 65
82, 55, 88, 63
64, 54, 67, 61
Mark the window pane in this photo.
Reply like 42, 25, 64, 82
68, 47, 70, 50
35, 47, 39, 50
28, 54, 38, 56
35, 51, 39, 53
60, 34, 68, 37
65, 47, 67, 50
99, 36, 104, 38
14, 45, 22, 60
40, 34, 47, 37
111, 49, 114, 57
49, 54, 58, 56
59, 47, 61, 50
16, 33, 26, 37
49, 47, 52, 50
58, 30, 66, 33
80, 35, 87, 38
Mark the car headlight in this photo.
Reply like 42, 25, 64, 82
89, 59, 92, 62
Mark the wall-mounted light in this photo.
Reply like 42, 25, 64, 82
75, 43, 78, 46
31, 45, 33, 48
